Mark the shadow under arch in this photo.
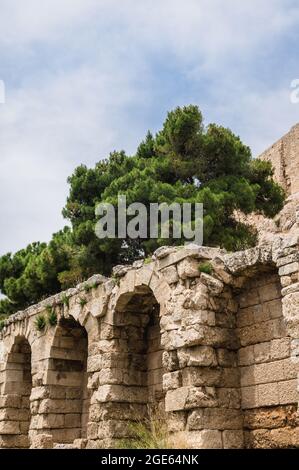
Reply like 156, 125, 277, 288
44, 316, 90, 445
0, 336, 32, 448
234, 265, 298, 448
101, 284, 165, 444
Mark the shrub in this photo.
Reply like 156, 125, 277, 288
79, 297, 87, 307
118, 406, 188, 449
35, 314, 46, 331
61, 294, 70, 308
198, 262, 213, 275
47, 309, 57, 327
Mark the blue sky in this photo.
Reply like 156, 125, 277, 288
1, 0, 299, 255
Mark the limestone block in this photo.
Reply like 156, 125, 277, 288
217, 388, 241, 409
277, 253, 299, 267
270, 338, 291, 360
0, 408, 29, 422
87, 354, 102, 373
258, 282, 281, 303
258, 382, 279, 407
237, 307, 255, 328
222, 430, 244, 449
182, 290, 208, 310
165, 386, 217, 412
238, 346, 255, 366
65, 413, 82, 429
162, 350, 179, 372
30, 433, 53, 449
162, 371, 182, 391
97, 420, 133, 439
187, 408, 243, 431
263, 298, 283, 319
217, 349, 237, 367
182, 367, 222, 387
159, 314, 181, 332
183, 429, 223, 449
0, 395, 21, 408
177, 258, 200, 279
278, 379, 298, 404
177, 346, 217, 368
243, 406, 294, 430
281, 281, 299, 296
93, 384, 147, 404
0, 420, 20, 434
280, 276, 292, 288
50, 427, 81, 443
167, 412, 187, 433
221, 368, 240, 388
89, 295, 109, 318
279, 262, 299, 277
282, 292, 299, 328
98, 368, 123, 386
253, 342, 271, 364
135, 264, 154, 287
87, 422, 98, 440
238, 290, 260, 309
200, 273, 224, 296
112, 265, 133, 277
160, 266, 179, 285
153, 246, 178, 260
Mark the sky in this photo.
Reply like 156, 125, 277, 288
1, 0, 299, 256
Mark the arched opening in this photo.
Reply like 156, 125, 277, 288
1, 336, 32, 448
46, 317, 89, 444
121, 286, 164, 406
236, 269, 298, 448
111, 285, 165, 436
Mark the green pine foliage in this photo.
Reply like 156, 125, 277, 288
0, 105, 285, 315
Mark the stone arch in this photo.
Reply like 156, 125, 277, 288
0, 336, 32, 448
88, 281, 165, 447
39, 317, 90, 445
116, 284, 164, 406
235, 264, 298, 448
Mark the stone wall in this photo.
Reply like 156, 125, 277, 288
0, 236, 299, 449
237, 271, 297, 447
259, 123, 299, 196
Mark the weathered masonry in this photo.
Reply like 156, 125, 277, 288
0, 234, 299, 449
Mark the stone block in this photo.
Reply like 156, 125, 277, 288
217, 349, 237, 367
181, 367, 222, 387
238, 346, 255, 366
0, 420, 20, 435
167, 411, 186, 432
222, 430, 244, 449
254, 342, 271, 364
258, 382, 279, 407
187, 408, 243, 431
241, 386, 259, 409
278, 379, 298, 404
183, 429, 223, 449
93, 384, 147, 404
165, 386, 217, 412
161, 266, 179, 285
30, 433, 53, 449
177, 258, 200, 279
279, 262, 299, 277
162, 371, 181, 391
177, 346, 217, 368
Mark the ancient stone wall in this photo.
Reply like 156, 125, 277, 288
259, 123, 299, 196
237, 271, 297, 448
0, 235, 298, 449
